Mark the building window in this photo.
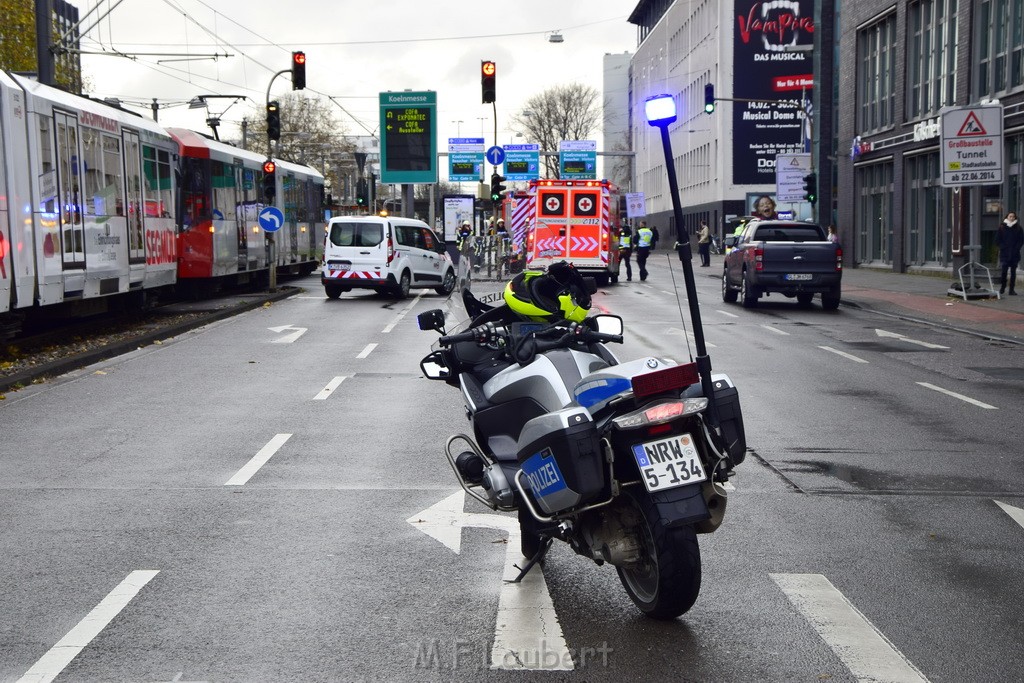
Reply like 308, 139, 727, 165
905, 152, 955, 266
858, 13, 898, 133
908, 0, 958, 119
855, 162, 894, 264
978, 0, 1024, 95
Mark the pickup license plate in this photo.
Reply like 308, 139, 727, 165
784, 273, 813, 281
329, 262, 351, 271
631, 433, 707, 492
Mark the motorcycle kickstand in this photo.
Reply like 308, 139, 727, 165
506, 538, 553, 583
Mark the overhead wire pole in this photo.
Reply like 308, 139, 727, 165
263, 69, 290, 292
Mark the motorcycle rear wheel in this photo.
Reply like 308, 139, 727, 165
616, 489, 701, 620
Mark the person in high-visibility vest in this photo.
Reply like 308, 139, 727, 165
635, 221, 654, 281
618, 225, 634, 281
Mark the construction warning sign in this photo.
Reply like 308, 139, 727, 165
940, 104, 1004, 187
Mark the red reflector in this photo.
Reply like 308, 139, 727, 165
647, 423, 673, 436
631, 362, 699, 398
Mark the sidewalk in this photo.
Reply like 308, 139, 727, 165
692, 250, 1024, 345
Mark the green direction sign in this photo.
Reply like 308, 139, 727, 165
504, 144, 540, 181
559, 140, 597, 180
380, 91, 437, 184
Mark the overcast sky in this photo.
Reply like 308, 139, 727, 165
75, 0, 637, 147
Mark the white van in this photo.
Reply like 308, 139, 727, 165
321, 216, 456, 299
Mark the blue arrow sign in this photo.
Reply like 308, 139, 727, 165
486, 145, 505, 166
258, 206, 284, 233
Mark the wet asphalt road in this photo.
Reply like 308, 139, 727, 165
1, 260, 1022, 682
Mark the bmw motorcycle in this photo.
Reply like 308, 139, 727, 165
417, 266, 746, 620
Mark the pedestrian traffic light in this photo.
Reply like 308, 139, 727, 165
481, 60, 496, 104
266, 101, 281, 141
490, 172, 506, 202
704, 84, 715, 114
262, 159, 276, 202
291, 51, 306, 90
802, 172, 817, 205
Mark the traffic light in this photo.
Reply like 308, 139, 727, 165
490, 172, 506, 202
266, 101, 281, 141
704, 84, 715, 114
291, 51, 306, 90
355, 178, 368, 207
802, 172, 817, 205
481, 60, 496, 104
262, 159, 276, 202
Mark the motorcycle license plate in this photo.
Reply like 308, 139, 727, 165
631, 433, 707, 492
784, 273, 813, 281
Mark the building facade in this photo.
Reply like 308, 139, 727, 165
837, 0, 1024, 274
628, 0, 820, 241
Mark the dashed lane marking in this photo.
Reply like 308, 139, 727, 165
382, 293, 424, 333
771, 573, 930, 683
916, 382, 997, 410
313, 376, 347, 400
356, 343, 377, 359
819, 345, 869, 363
225, 433, 291, 485
716, 309, 739, 318
17, 570, 160, 683
761, 324, 790, 336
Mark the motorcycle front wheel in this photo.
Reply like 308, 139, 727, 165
616, 488, 702, 620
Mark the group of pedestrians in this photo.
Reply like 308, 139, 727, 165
618, 220, 658, 281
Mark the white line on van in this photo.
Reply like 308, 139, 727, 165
357, 343, 378, 359
382, 293, 424, 333
225, 433, 292, 486
314, 376, 347, 400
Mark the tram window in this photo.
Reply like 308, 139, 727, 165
143, 146, 175, 220
211, 160, 237, 221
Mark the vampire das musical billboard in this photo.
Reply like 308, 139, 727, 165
733, 0, 815, 186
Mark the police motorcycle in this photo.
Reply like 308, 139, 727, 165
416, 261, 746, 619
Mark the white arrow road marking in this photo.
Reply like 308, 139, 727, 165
313, 376, 347, 400
225, 433, 291, 485
771, 573, 930, 683
267, 325, 307, 344
875, 329, 949, 349
17, 570, 160, 683
408, 491, 572, 671
382, 293, 424, 333
916, 382, 997, 409
819, 345, 869, 363
994, 500, 1024, 530
356, 343, 377, 359
761, 324, 790, 335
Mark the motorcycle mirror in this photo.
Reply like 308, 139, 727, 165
590, 314, 623, 336
420, 350, 450, 379
417, 309, 446, 332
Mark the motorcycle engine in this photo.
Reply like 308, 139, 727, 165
580, 503, 644, 566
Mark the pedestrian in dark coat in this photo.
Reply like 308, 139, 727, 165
997, 211, 1023, 295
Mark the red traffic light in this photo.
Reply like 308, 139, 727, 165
291, 51, 306, 90
293, 51, 306, 66
263, 159, 276, 174
481, 60, 496, 103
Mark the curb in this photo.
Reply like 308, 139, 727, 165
840, 297, 1024, 347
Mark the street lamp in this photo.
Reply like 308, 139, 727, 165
644, 93, 719, 419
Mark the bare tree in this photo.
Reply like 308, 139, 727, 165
241, 93, 355, 198
509, 83, 601, 178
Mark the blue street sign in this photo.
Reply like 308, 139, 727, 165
486, 145, 505, 166
258, 206, 284, 233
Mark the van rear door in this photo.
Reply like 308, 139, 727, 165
325, 220, 387, 276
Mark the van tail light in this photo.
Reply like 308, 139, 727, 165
835, 247, 843, 271
754, 246, 764, 271
386, 233, 395, 264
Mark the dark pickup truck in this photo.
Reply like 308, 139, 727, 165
722, 220, 842, 310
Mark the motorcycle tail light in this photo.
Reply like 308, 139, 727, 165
613, 397, 709, 429
631, 362, 698, 398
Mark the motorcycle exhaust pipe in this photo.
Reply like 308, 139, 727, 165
695, 480, 728, 534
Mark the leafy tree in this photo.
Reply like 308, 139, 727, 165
0, 1, 81, 92
509, 83, 601, 179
